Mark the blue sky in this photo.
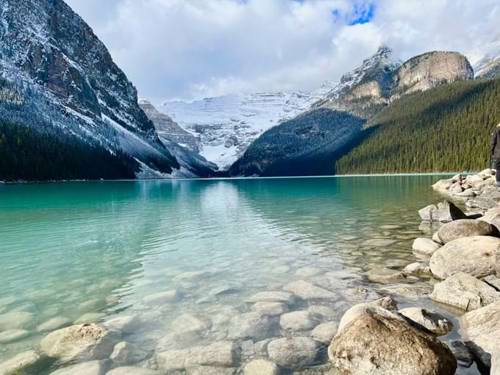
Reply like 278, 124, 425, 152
65, 0, 499, 102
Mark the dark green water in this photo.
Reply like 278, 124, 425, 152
0, 175, 464, 372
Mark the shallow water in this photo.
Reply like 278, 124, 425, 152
0, 176, 476, 373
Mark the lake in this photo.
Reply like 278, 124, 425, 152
0, 175, 473, 373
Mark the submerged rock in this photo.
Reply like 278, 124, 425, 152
251, 302, 288, 316
412, 238, 441, 256
243, 359, 280, 375
267, 337, 320, 370
40, 324, 118, 363
0, 329, 30, 343
110, 341, 149, 365
328, 307, 457, 375
103, 315, 141, 334
429, 236, 499, 279
283, 280, 336, 300
430, 272, 500, 311
311, 321, 339, 344
437, 219, 496, 243
280, 311, 318, 332
228, 312, 277, 340
107, 367, 160, 375
0, 350, 42, 375
37, 317, 71, 333
366, 267, 408, 284
171, 314, 211, 334
361, 238, 397, 247
399, 307, 453, 336
246, 291, 295, 305
142, 290, 180, 304
0, 311, 34, 330
49, 360, 109, 375
402, 262, 431, 276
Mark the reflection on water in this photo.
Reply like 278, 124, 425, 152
0, 176, 464, 372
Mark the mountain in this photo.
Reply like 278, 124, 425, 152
335, 78, 500, 174
473, 37, 500, 79
0, 0, 179, 181
228, 109, 364, 176
162, 85, 335, 170
229, 48, 475, 177
139, 100, 217, 177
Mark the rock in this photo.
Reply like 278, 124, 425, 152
459, 300, 500, 370
399, 307, 453, 336
49, 360, 109, 375
0, 329, 30, 343
252, 302, 288, 316
449, 183, 463, 194
280, 311, 318, 331
437, 219, 496, 243
0, 350, 42, 375
311, 322, 338, 344
361, 238, 397, 247
483, 275, 500, 291
155, 341, 239, 372
430, 236, 499, 279
243, 359, 280, 375
173, 271, 210, 283
328, 307, 457, 375
412, 238, 441, 256
283, 280, 336, 300
228, 312, 277, 340
75, 313, 105, 324
0, 311, 34, 330
156, 330, 202, 351
418, 201, 467, 222
295, 266, 324, 278
432, 231, 443, 244
449, 341, 473, 368
402, 262, 431, 276
171, 314, 211, 334
267, 337, 320, 370
187, 366, 236, 375
366, 267, 408, 284
37, 317, 71, 332
110, 341, 149, 365
481, 206, 500, 230
142, 290, 179, 304
338, 297, 397, 332
307, 305, 337, 321
106, 367, 159, 375
379, 284, 433, 300
40, 324, 118, 363
246, 291, 295, 305
430, 272, 500, 311
103, 315, 141, 334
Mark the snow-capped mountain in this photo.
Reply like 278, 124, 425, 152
472, 36, 500, 79
162, 85, 335, 170
0, 0, 179, 180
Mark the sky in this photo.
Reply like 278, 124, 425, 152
65, 0, 500, 103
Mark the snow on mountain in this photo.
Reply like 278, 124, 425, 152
162, 85, 335, 170
472, 35, 500, 79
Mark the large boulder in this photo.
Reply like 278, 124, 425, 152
418, 201, 467, 222
267, 337, 320, 370
430, 272, 500, 311
337, 297, 397, 332
328, 307, 457, 375
429, 236, 499, 279
437, 219, 496, 243
40, 324, 118, 363
460, 300, 500, 370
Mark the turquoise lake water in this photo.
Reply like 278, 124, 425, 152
0, 175, 475, 373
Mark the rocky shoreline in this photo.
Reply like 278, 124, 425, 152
1, 173, 499, 374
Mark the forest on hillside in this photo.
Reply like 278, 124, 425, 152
335, 78, 500, 174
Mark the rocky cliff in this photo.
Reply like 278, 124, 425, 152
0, 0, 178, 180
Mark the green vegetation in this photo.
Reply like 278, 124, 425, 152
335, 78, 500, 174
0, 119, 137, 181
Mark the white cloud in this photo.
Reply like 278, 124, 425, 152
65, 0, 500, 102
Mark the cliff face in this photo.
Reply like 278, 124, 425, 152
394, 51, 474, 96
0, 0, 178, 180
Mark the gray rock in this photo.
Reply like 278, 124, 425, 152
0, 329, 30, 343
0, 350, 42, 375
366, 267, 408, 284
267, 337, 320, 370
449, 341, 473, 368
0, 311, 34, 330
103, 315, 141, 334
243, 359, 280, 375
379, 284, 433, 300
283, 280, 336, 300
483, 275, 500, 291
437, 219, 496, 243
171, 314, 211, 334
246, 291, 295, 305
228, 312, 277, 340
155, 341, 239, 372
187, 366, 236, 375
460, 300, 500, 370
156, 330, 202, 351
419, 201, 467, 222
402, 262, 431, 276
399, 307, 453, 336
279, 311, 318, 331
430, 236, 500, 279
49, 360, 109, 375
412, 238, 441, 256
252, 302, 288, 316
37, 316, 71, 332
106, 367, 159, 375
430, 272, 500, 311
311, 321, 338, 344
337, 297, 397, 333
481, 206, 500, 231
40, 324, 118, 363
328, 307, 457, 375
307, 305, 337, 321
110, 341, 149, 365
